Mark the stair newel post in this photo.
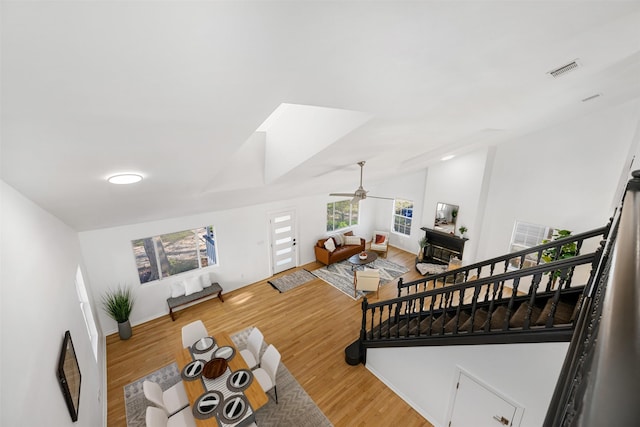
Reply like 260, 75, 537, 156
361, 298, 368, 342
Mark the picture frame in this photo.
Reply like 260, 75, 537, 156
57, 330, 81, 421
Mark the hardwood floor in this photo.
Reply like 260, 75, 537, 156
106, 245, 432, 427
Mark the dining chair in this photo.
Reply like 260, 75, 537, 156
181, 320, 208, 348
146, 406, 196, 427
239, 327, 264, 370
143, 380, 190, 417
369, 230, 389, 258
253, 344, 281, 404
355, 268, 380, 298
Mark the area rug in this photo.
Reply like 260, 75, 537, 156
124, 327, 333, 427
311, 258, 409, 300
267, 269, 317, 293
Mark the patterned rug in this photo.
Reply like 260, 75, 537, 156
124, 327, 333, 427
268, 269, 317, 293
311, 258, 409, 300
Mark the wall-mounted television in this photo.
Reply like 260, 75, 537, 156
57, 330, 81, 421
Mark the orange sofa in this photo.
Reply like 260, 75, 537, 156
314, 232, 365, 265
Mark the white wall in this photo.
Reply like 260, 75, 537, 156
421, 148, 494, 264
366, 342, 569, 427
78, 194, 371, 334
366, 169, 428, 254
0, 181, 104, 427
476, 100, 640, 262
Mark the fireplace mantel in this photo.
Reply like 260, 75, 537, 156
420, 227, 468, 263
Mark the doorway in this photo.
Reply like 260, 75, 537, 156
448, 369, 524, 427
269, 210, 298, 274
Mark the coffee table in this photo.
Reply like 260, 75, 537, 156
347, 251, 378, 293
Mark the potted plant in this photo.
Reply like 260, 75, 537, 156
102, 285, 135, 340
458, 226, 468, 238
542, 229, 577, 284
418, 236, 428, 261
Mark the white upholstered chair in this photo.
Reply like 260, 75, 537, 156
143, 380, 190, 417
370, 231, 389, 257
181, 320, 208, 348
240, 327, 264, 370
355, 268, 381, 298
253, 344, 281, 404
146, 406, 196, 427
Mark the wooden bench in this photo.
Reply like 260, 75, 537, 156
166, 282, 224, 321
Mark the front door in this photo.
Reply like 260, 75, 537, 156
269, 210, 297, 274
449, 370, 522, 427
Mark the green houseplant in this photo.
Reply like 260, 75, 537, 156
542, 229, 577, 283
102, 285, 135, 340
458, 226, 468, 237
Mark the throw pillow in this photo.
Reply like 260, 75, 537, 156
324, 237, 336, 253
331, 233, 344, 246
343, 230, 354, 236
171, 281, 186, 298
200, 272, 212, 288
375, 234, 386, 244
185, 276, 204, 296
344, 235, 361, 246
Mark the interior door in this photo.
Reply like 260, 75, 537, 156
449, 371, 521, 427
269, 211, 297, 274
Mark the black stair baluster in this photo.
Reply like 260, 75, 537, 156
468, 285, 481, 333
416, 296, 425, 337
503, 259, 509, 273
525, 273, 542, 329
484, 280, 500, 332
545, 281, 564, 328
504, 277, 520, 331
396, 277, 403, 298
426, 291, 437, 335
452, 287, 466, 335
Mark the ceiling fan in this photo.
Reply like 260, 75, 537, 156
329, 161, 393, 204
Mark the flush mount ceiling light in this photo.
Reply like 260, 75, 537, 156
441, 155, 455, 161
107, 173, 143, 185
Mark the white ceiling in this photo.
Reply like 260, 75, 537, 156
2, 1, 640, 230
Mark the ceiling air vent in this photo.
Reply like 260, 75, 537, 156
548, 60, 580, 78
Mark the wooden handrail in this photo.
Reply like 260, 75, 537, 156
399, 225, 608, 297
544, 171, 640, 426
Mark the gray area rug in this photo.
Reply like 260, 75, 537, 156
312, 258, 409, 300
124, 327, 332, 427
268, 269, 317, 293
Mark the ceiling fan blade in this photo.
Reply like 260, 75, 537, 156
367, 195, 395, 200
329, 192, 356, 197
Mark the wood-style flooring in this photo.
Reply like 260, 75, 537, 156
106, 245, 432, 427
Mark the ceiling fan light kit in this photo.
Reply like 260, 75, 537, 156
329, 161, 393, 203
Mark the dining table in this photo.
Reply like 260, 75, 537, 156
176, 331, 269, 427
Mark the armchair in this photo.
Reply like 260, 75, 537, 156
370, 231, 389, 258
355, 268, 380, 298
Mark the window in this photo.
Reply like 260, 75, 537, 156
326, 200, 358, 231
75, 266, 99, 361
133, 226, 217, 284
393, 199, 413, 235
509, 221, 554, 268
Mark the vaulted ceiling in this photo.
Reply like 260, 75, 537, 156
2, 1, 640, 230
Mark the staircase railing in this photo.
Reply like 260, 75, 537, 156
544, 171, 640, 426
397, 226, 608, 298
360, 251, 601, 351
